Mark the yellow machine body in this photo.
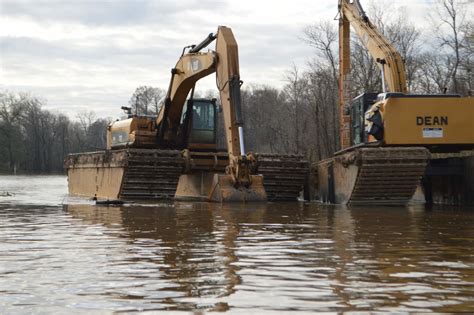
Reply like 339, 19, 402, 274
66, 26, 308, 203
376, 96, 474, 145
107, 117, 156, 149
316, 0, 474, 205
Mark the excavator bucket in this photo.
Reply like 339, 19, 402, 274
208, 174, 267, 202
174, 172, 266, 202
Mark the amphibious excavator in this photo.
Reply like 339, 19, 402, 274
65, 26, 308, 202
317, 0, 474, 205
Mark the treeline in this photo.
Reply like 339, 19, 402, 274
0, 0, 471, 174
0, 92, 108, 173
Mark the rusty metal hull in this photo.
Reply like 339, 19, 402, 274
318, 147, 430, 205
65, 150, 127, 199
65, 149, 309, 202
65, 149, 183, 200
424, 151, 474, 205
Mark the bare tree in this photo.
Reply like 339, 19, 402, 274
0, 92, 25, 173
305, 65, 339, 159
302, 21, 339, 83
417, 52, 453, 93
241, 85, 290, 154
350, 39, 383, 95
301, 21, 340, 156
283, 64, 304, 154
75, 111, 109, 152
76, 111, 96, 135
129, 86, 165, 115
432, 0, 472, 94
385, 12, 422, 92
0, 91, 111, 173
75, 111, 97, 152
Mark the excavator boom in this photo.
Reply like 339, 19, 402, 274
175, 27, 267, 201
154, 26, 265, 201
339, 0, 408, 149
339, 0, 407, 93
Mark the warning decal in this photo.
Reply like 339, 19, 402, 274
422, 128, 443, 138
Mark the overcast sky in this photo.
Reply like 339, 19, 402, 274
0, 0, 452, 119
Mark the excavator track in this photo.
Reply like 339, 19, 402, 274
348, 147, 430, 205
119, 149, 184, 200
255, 154, 309, 201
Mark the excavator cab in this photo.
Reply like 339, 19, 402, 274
349, 93, 378, 145
186, 98, 217, 149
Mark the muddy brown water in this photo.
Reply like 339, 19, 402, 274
0, 175, 473, 313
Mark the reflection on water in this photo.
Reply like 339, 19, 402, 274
0, 176, 473, 313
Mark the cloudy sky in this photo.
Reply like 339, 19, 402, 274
0, 0, 446, 119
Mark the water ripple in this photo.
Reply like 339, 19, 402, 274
0, 176, 473, 313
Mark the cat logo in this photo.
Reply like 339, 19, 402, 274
187, 58, 202, 73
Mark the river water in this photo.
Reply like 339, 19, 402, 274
0, 175, 473, 313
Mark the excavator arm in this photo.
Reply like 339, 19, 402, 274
339, 0, 407, 93
155, 42, 216, 145
157, 26, 257, 189
215, 26, 255, 188
339, 0, 408, 149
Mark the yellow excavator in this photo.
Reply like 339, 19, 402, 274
317, 0, 474, 205
65, 26, 308, 202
